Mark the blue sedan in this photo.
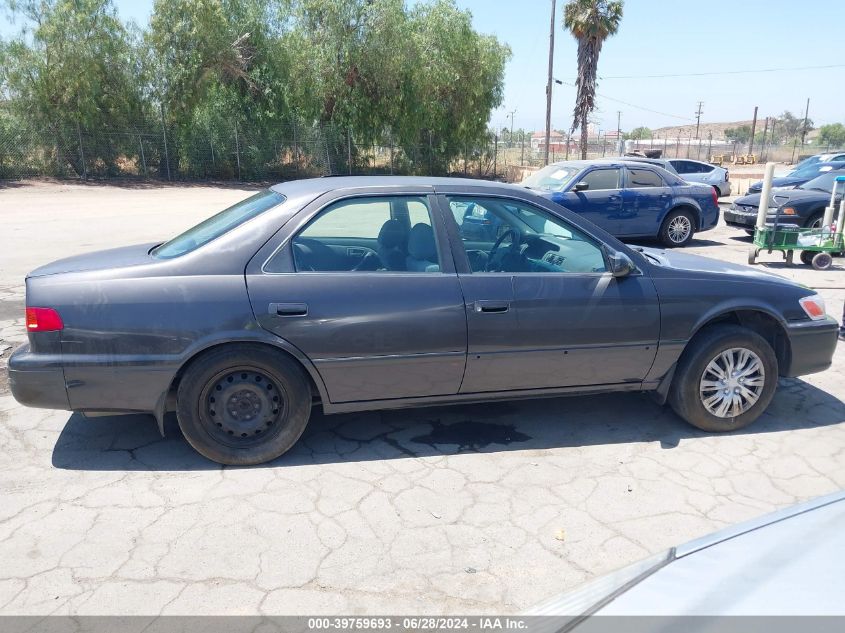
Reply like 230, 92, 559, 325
747, 161, 845, 194
522, 159, 720, 247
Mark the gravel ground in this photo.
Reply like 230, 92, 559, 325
0, 179, 843, 616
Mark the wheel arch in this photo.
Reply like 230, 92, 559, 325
155, 335, 329, 435
654, 306, 792, 404
665, 203, 702, 230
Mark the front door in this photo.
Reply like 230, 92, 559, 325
559, 166, 624, 233
439, 194, 660, 393
246, 193, 468, 404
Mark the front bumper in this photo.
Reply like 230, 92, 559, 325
783, 318, 839, 377
7, 344, 70, 410
723, 208, 802, 230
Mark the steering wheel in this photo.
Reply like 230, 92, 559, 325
486, 228, 520, 271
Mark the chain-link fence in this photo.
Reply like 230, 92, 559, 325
0, 116, 509, 182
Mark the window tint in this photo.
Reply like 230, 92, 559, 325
579, 168, 620, 191
626, 168, 664, 188
291, 196, 440, 273
446, 196, 607, 274
153, 190, 284, 259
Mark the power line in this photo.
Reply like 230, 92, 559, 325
554, 79, 693, 122
592, 63, 845, 81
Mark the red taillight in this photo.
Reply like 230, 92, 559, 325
711, 188, 718, 206
25, 307, 64, 332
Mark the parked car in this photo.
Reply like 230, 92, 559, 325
724, 168, 845, 233
747, 161, 845, 194
794, 151, 845, 171
619, 156, 732, 197
528, 489, 845, 619
522, 160, 720, 247
9, 177, 837, 465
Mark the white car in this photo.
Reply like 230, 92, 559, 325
615, 157, 731, 197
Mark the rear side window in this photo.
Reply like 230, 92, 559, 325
291, 196, 441, 273
153, 190, 284, 259
626, 168, 664, 188
579, 168, 621, 191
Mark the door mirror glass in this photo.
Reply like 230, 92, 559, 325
606, 249, 636, 277
574, 181, 589, 191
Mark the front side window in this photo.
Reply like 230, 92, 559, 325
291, 196, 441, 272
447, 196, 607, 274
153, 190, 285, 259
578, 168, 621, 191
626, 168, 664, 188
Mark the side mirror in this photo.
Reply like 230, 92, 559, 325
573, 181, 589, 192
606, 249, 636, 277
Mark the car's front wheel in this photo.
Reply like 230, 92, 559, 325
176, 345, 312, 465
659, 209, 695, 247
669, 324, 778, 432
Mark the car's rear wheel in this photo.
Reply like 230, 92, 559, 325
176, 345, 312, 465
669, 324, 778, 433
659, 209, 695, 247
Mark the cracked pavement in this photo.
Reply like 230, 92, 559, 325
0, 180, 843, 615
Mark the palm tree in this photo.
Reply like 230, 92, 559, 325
563, 0, 623, 159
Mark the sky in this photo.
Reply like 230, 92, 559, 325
2, 0, 843, 134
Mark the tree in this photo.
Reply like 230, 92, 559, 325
724, 125, 752, 144
627, 126, 651, 140
1, 0, 145, 175
563, 0, 623, 159
816, 123, 845, 149
775, 110, 813, 142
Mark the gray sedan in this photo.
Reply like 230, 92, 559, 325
621, 156, 732, 197
8, 177, 837, 465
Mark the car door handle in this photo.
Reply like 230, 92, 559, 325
269, 302, 308, 317
473, 300, 510, 314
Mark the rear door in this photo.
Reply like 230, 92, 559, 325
246, 190, 468, 404
619, 166, 671, 236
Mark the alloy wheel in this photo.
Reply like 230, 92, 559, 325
668, 215, 692, 244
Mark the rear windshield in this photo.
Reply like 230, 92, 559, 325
152, 190, 285, 259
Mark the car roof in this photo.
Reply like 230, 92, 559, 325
551, 158, 666, 169
268, 175, 527, 197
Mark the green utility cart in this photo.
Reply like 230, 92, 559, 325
748, 175, 845, 270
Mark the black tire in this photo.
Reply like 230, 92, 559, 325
659, 209, 696, 247
669, 324, 778, 433
744, 229, 755, 237
800, 250, 815, 266
812, 252, 833, 270
176, 344, 312, 465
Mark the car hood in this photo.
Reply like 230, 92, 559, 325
27, 242, 159, 278
736, 188, 829, 208
749, 176, 804, 190
637, 246, 798, 285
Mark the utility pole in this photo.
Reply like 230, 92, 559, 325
694, 101, 703, 139
616, 111, 622, 154
543, 0, 555, 166
748, 106, 758, 157
507, 108, 516, 147
761, 117, 769, 161
800, 98, 810, 149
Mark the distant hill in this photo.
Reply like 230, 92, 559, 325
652, 120, 756, 141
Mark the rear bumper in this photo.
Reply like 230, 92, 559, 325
783, 318, 839, 377
7, 344, 70, 410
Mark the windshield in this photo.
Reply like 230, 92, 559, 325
797, 172, 842, 194
152, 190, 285, 259
522, 164, 581, 192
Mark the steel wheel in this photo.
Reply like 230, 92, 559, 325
667, 215, 692, 244
200, 366, 287, 447
698, 347, 765, 418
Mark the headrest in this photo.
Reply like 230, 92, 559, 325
407, 223, 437, 260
